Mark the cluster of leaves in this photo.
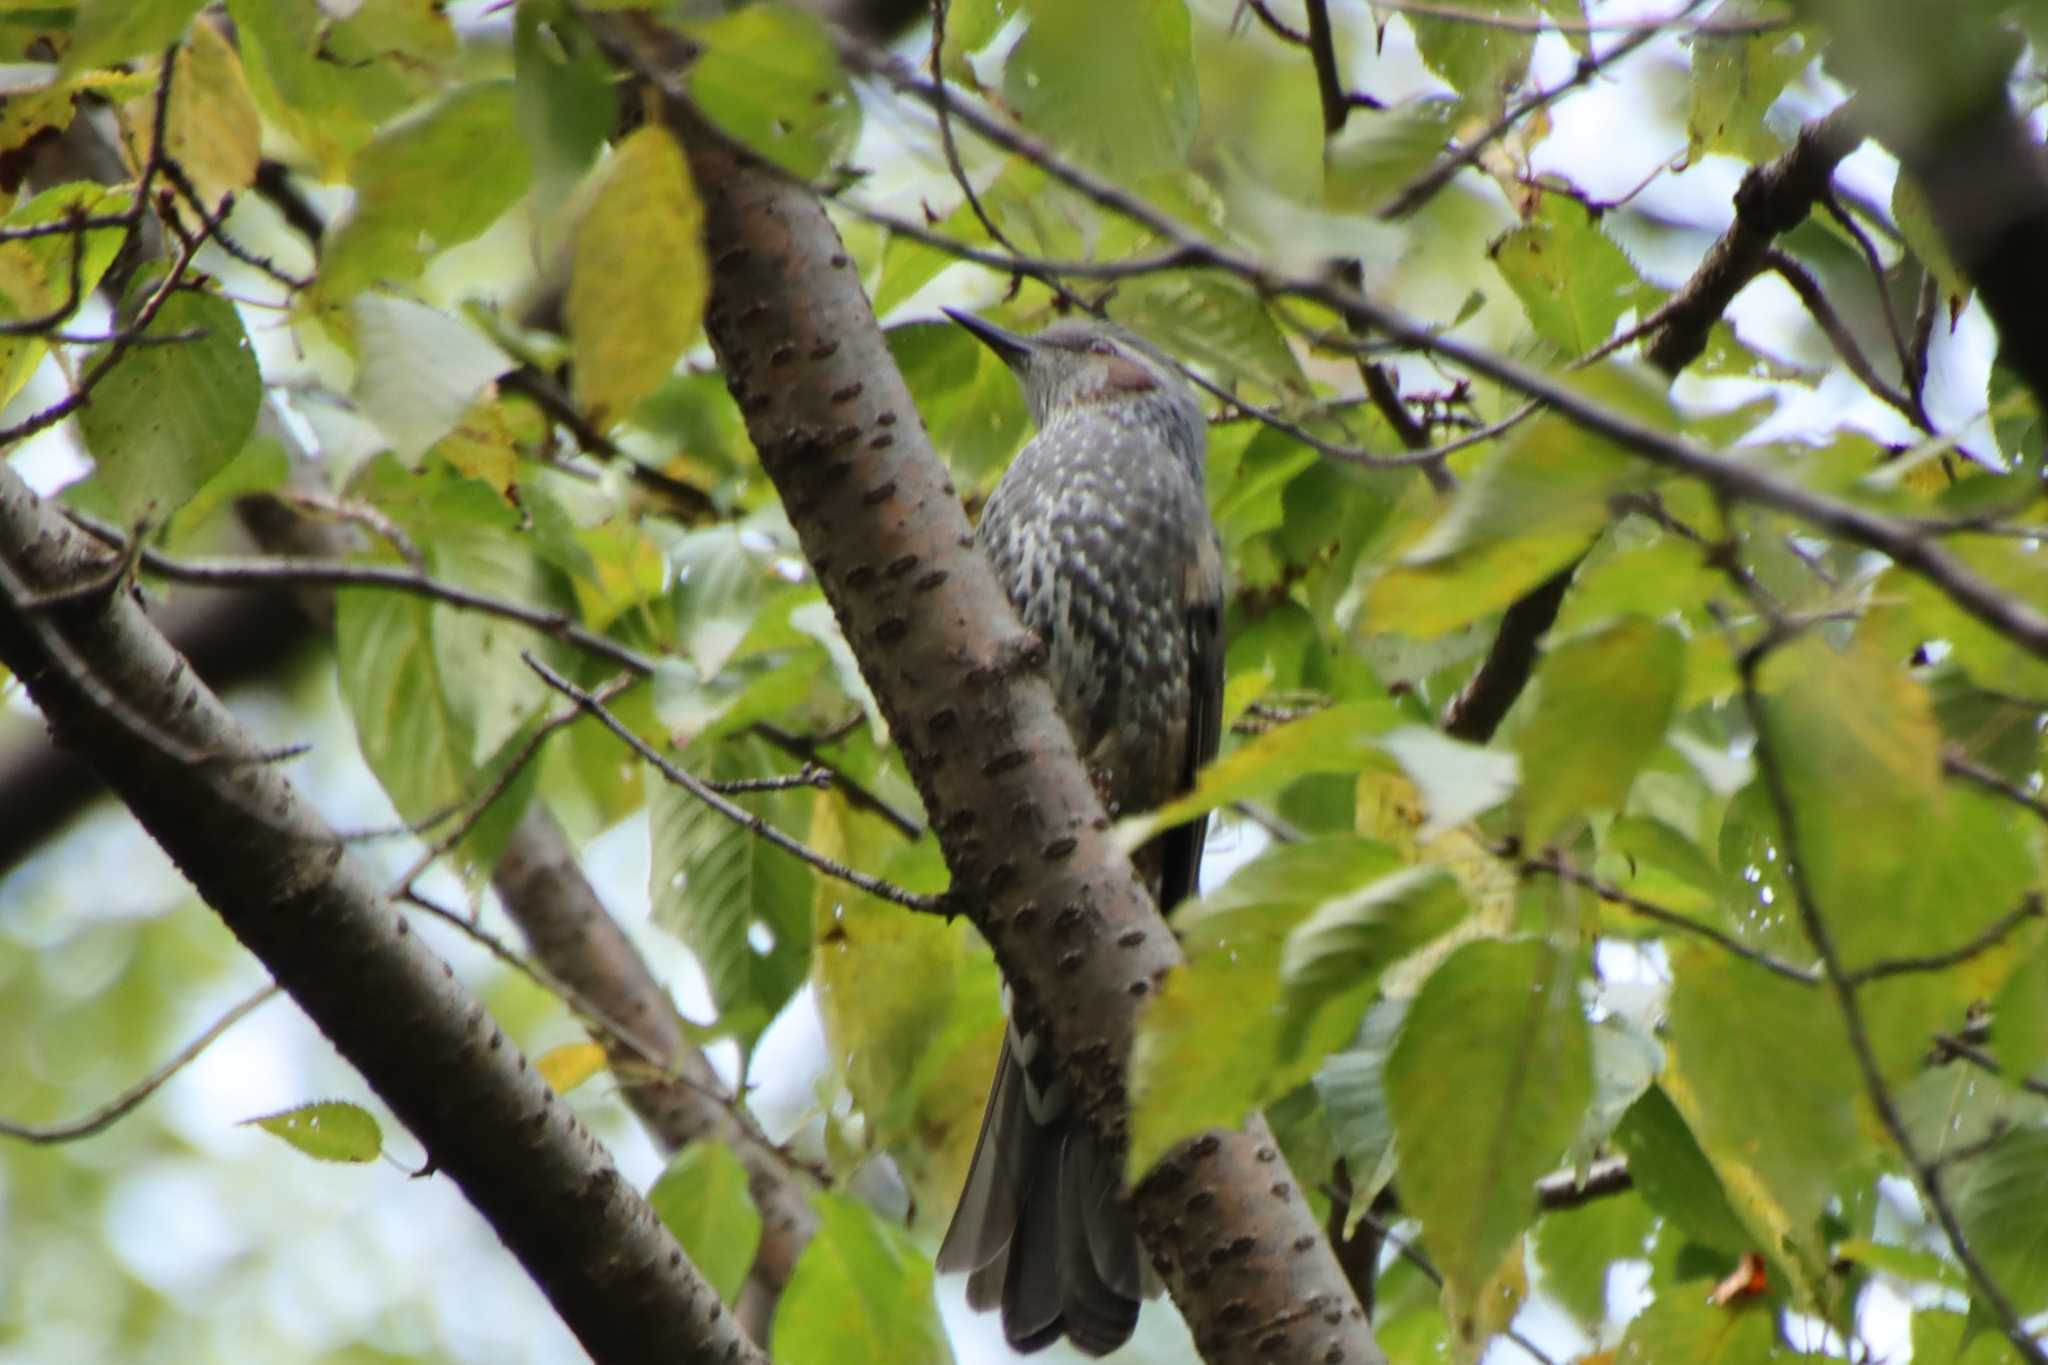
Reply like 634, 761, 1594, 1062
9, 0, 2048, 1363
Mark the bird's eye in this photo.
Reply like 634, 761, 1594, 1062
1088, 339, 1117, 356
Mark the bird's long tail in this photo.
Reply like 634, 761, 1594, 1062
936, 1027, 1147, 1355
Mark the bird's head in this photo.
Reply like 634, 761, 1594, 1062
942, 310, 1205, 470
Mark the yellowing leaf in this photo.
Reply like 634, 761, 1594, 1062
568, 125, 707, 431
534, 1041, 608, 1096
163, 19, 261, 207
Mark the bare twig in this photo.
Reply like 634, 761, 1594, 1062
1516, 846, 1821, 986
1847, 895, 2042, 985
1376, 2, 1704, 222
1535, 1154, 1634, 1210
389, 673, 642, 893
0, 985, 280, 1143
525, 654, 943, 913
1945, 749, 2048, 827
1764, 248, 1925, 430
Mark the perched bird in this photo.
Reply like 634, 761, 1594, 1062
935, 310, 1224, 1356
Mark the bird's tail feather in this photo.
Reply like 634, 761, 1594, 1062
937, 1034, 1145, 1356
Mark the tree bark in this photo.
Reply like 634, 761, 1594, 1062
0, 462, 764, 1365
589, 16, 1387, 1362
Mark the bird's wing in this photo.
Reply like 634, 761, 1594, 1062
1156, 532, 1225, 914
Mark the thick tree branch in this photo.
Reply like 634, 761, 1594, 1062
0, 463, 764, 1365
588, 13, 1387, 1363
1645, 101, 1865, 375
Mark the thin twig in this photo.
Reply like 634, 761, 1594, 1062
389, 673, 643, 893
1368, 0, 1783, 34
1376, 2, 1705, 221
0, 986, 280, 1144
1944, 750, 2048, 827
525, 654, 944, 913
1932, 1032, 2048, 1102
1848, 895, 2042, 985
1764, 249, 1926, 431
1535, 1154, 1633, 1210
1516, 847, 1821, 986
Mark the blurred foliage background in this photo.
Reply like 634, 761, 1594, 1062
3, 1, 2048, 1363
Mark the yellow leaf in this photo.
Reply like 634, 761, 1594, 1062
534, 1041, 609, 1095
567, 125, 707, 430
165, 19, 261, 207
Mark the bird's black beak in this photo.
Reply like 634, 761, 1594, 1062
942, 308, 1033, 366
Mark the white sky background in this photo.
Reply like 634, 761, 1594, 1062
0, 0, 1999, 1361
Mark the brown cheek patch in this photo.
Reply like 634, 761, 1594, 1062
1101, 356, 1159, 393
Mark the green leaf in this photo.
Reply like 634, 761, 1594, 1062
1325, 101, 1461, 215
1686, 0, 1809, 161
1367, 366, 1668, 637
1661, 946, 1858, 1294
1113, 698, 1401, 850
1892, 169, 1970, 313
687, 4, 858, 181
1279, 862, 1467, 1062
1614, 1288, 1783, 1364
647, 1143, 764, 1307
65, 0, 204, 71
772, 1193, 952, 1365
886, 322, 1030, 489
1954, 1127, 2048, 1317
229, 0, 424, 175
241, 1101, 383, 1164
568, 124, 707, 431
649, 738, 813, 1050
1516, 618, 1684, 846
0, 182, 134, 408
1126, 937, 1288, 1182
1004, 0, 1197, 179
351, 294, 510, 465
1130, 838, 1436, 1181
666, 520, 785, 686
1994, 934, 2048, 1088
514, 1, 616, 205
1490, 193, 1654, 355
1407, 3, 1536, 105
1105, 271, 1307, 398
1611, 1085, 1751, 1257
1756, 633, 2038, 986
1386, 938, 1591, 1325
1315, 994, 1409, 1205
1533, 1190, 1658, 1332
318, 81, 531, 305
79, 281, 261, 523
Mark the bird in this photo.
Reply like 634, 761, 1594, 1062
934, 309, 1224, 1356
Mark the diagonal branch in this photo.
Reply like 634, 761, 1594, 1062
0, 459, 765, 1365
583, 12, 1389, 1364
